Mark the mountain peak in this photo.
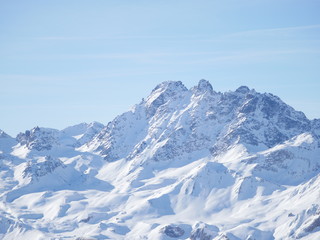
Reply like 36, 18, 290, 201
88, 121, 104, 128
145, 81, 188, 117
235, 85, 250, 94
197, 79, 213, 92
31, 126, 41, 134
151, 81, 187, 93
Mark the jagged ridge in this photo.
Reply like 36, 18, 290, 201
0, 80, 319, 240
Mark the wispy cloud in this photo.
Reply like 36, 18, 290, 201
0, 69, 174, 83
60, 52, 174, 60
37, 24, 320, 42
200, 24, 320, 42
143, 49, 320, 65
226, 24, 320, 37
54, 51, 231, 61
6, 47, 318, 65
36, 35, 200, 41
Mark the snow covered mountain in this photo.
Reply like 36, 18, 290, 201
0, 80, 320, 240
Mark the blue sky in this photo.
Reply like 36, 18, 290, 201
1, 0, 320, 136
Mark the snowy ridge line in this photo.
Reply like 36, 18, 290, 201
0, 79, 320, 239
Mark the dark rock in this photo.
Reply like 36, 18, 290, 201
190, 228, 214, 240
196, 79, 213, 94
304, 216, 320, 233
23, 156, 64, 181
236, 86, 250, 94
163, 225, 185, 238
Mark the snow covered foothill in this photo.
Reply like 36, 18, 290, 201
0, 79, 319, 239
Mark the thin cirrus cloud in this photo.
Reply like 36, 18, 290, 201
30, 24, 320, 64
36, 24, 320, 42
12, 49, 316, 70
35, 35, 200, 41
52, 49, 318, 65
199, 24, 320, 42
150, 49, 314, 65
232, 24, 320, 36
0, 70, 171, 85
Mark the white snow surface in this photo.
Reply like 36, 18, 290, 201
0, 80, 320, 240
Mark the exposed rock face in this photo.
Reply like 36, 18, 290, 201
15, 122, 104, 153
162, 225, 185, 238
190, 222, 219, 240
22, 156, 65, 181
16, 127, 60, 151
84, 80, 317, 164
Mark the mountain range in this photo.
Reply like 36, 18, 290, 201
0, 80, 320, 240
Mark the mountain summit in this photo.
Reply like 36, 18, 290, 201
0, 80, 320, 240
83, 80, 315, 163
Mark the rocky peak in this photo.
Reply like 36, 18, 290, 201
235, 85, 250, 94
194, 79, 214, 94
33, 126, 40, 132
16, 127, 61, 151
145, 81, 188, 117
218, 90, 313, 150
151, 81, 187, 93
83, 80, 317, 163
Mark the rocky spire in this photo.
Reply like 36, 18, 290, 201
192, 79, 214, 95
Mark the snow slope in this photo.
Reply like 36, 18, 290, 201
0, 80, 320, 240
